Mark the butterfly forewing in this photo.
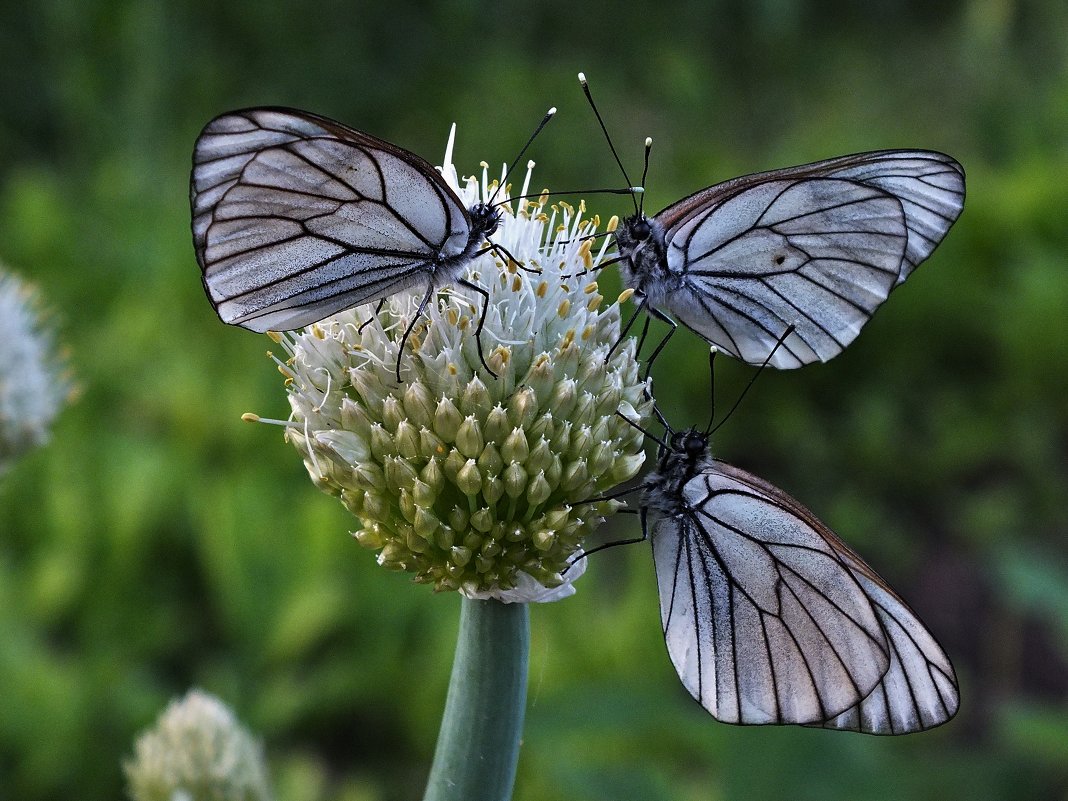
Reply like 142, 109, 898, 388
191, 107, 473, 332
664, 178, 908, 367
631, 149, 964, 368
648, 450, 959, 733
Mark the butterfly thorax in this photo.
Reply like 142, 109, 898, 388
435, 202, 503, 272
642, 428, 712, 517
614, 214, 677, 304
469, 202, 502, 241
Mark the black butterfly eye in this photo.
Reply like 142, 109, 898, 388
631, 218, 652, 241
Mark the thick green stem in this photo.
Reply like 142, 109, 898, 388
423, 597, 529, 801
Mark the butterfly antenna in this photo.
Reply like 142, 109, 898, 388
703, 347, 718, 435
615, 410, 668, 450
495, 186, 643, 207
709, 325, 796, 435
488, 107, 556, 206
578, 72, 638, 215
638, 137, 652, 215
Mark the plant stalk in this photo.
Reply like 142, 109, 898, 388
422, 597, 530, 801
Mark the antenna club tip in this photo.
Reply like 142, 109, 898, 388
630, 187, 645, 193
527, 159, 535, 168
645, 136, 653, 147
709, 346, 719, 355
577, 72, 587, 84
547, 106, 557, 116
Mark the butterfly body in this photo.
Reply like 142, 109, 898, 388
615, 151, 965, 369
191, 107, 502, 334
642, 427, 959, 733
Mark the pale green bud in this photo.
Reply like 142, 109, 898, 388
461, 375, 492, 417
455, 415, 485, 459
501, 427, 530, 464
403, 380, 435, 429
394, 419, 420, 460
503, 461, 528, 499
477, 442, 504, 476
456, 459, 482, 497
434, 396, 463, 440
382, 394, 404, 432
484, 404, 510, 442
482, 473, 505, 505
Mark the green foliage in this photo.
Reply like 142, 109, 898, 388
1, 0, 1067, 799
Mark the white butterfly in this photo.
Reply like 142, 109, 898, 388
613, 150, 965, 369
638, 425, 958, 734
190, 106, 521, 378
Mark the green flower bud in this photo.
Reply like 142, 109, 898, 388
403, 380, 435, 429
484, 404, 510, 442
434, 396, 463, 440
382, 394, 404, 432
455, 415, 485, 459
477, 442, 504, 476
394, 419, 420, 460
461, 375, 492, 417
481, 473, 504, 505
501, 427, 530, 464
503, 461, 528, 499
456, 459, 482, 497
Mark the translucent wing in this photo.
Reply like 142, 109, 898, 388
191, 107, 473, 332
654, 150, 965, 368
651, 459, 958, 732
816, 558, 960, 733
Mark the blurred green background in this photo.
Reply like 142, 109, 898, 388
1, 0, 1066, 799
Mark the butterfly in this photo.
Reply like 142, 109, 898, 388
576, 73, 965, 370
626, 421, 959, 733
612, 150, 966, 369
190, 106, 546, 380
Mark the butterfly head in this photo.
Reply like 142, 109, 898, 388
670, 428, 709, 461
469, 203, 503, 239
643, 427, 710, 515
614, 214, 670, 299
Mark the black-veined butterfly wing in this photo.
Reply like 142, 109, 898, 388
625, 150, 965, 368
816, 550, 960, 733
648, 448, 958, 732
191, 107, 476, 332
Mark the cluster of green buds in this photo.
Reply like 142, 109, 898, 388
250, 132, 652, 601
124, 689, 272, 801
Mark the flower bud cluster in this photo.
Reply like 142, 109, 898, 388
260, 132, 653, 601
124, 689, 272, 801
0, 267, 73, 474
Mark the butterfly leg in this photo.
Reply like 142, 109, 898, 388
357, 299, 386, 334
642, 306, 677, 381
457, 277, 499, 380
490, 242, 541, 274
606, 292, 648, 362
566, 504, 651, 570
394, 283, 437, 383
635, 315, 652, 361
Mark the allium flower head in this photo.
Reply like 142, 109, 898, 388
0, 267, 73, 474
124, 689, 272, 801
256, 128, 652, 601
